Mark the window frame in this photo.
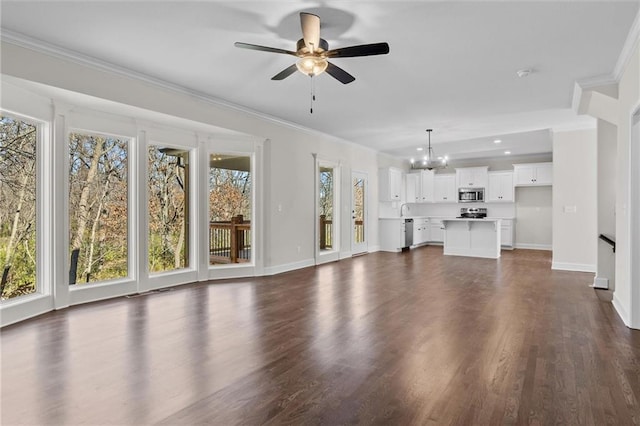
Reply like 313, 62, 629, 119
202, 136, 263, 280
142, 127, 199, 292
64, 111, 139, 305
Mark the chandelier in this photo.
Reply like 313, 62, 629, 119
410, 129, 448, 170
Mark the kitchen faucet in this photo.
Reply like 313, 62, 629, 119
400, 203, 410, 217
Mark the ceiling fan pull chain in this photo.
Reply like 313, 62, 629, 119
310, 74, 315, 114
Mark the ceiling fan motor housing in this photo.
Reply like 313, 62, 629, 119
296, 38, 329, 54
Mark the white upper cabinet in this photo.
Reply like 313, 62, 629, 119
379, 167, 403, 201
419, 169, 435, 202
407, 170, 434, 203
434, 174, 457, 202
487, 171, 514, 202
456, 166, 488, 189
405, 173, 420, 203
513, 162, 553, 186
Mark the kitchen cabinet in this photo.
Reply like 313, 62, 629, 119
433, 174, 456, 203
500, 219, 514, 248
456, 166, 488, 189
513, 162, 552, 186
379, 219, 405, 252
405, 173, 420, 203
407, 170, 434, 203
413, 218, 430, 245
429, 219, 444, 242
419, 170, 435, 202
379, 167, 403, 201
487, 172, 514, 202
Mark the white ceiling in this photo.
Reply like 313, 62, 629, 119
1, 1, 638, 161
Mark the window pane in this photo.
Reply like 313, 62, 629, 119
148, 146, 189, 273
0, 115, 37, 300
209, 154, 251, 265
353, 177, 365, 244
319, 167, 333, 251
68, 132, 128, 285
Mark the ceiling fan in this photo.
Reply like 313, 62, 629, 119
234, 12, 390, 84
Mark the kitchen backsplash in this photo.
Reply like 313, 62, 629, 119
380, 201, 516, 218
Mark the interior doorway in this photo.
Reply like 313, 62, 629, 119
351, 171, 368, 255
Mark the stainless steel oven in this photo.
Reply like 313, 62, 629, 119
458, 188, 485, 203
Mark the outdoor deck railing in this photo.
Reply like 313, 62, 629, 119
209, 215, 251, 264
320, 216, 365, 249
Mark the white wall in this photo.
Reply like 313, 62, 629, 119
515, 186, 552, 249
552, 128, 598, 272
613, 41, 640, 328
0, 40, 390, 326
596, 119, 618, 289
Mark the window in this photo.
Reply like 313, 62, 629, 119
148, 146, 189, 273
319, 166, 334, 251
209, 153, 252, 265
0, 115, 38, 300
68, 132, 129, 285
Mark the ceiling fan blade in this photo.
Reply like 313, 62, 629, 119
325, 62, 355, 84
234, 42, 297, 56
326, 42, 390, 58
300, 12, 321, 52
271, 64, 298, 80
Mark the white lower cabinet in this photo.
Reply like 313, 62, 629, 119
379, 219, 405, 252
429, 219, 444, 243
500, 219, 514, 248
413, 218, 430, 246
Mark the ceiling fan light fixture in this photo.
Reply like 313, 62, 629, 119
296, 56, 328, 76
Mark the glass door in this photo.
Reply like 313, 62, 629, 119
351, 171, 367, 255
315, 157, 340, 264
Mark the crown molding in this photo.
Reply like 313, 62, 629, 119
572, 6, 640, 113
0, 29, 375, 153
613, 6, 640, 81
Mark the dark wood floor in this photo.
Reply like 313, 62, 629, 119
2, 247, 640, 425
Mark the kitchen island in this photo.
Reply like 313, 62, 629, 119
441, 218, 501, 259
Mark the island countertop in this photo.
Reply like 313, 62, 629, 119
441, 218, 501, 222
441, 218, 501, 259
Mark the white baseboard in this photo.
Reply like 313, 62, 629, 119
263, 258, 315, 276
514, 243, 552, 250
340, 251, 353, 260
612, 292, 631, 327
592, 276, 609, 289
551, 262, 596, 273
368, 245, 380, 253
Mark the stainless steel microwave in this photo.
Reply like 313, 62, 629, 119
458, 187, 485, 203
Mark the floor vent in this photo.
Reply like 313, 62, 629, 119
125, 288, 175, 298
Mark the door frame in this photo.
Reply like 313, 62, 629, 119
351, 170, 369, 256
629, 105, 640, 328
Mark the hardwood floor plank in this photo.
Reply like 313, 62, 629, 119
2, 247, 640, 425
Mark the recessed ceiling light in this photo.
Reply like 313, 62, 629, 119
437, 156, 443, 160
504, 151, 511, 155
516, 69, 531, 78
417, 147, 423, 151
494, 139, 502, 144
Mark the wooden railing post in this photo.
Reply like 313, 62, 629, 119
320, 215, 326, 249
230, 215, 243, 263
